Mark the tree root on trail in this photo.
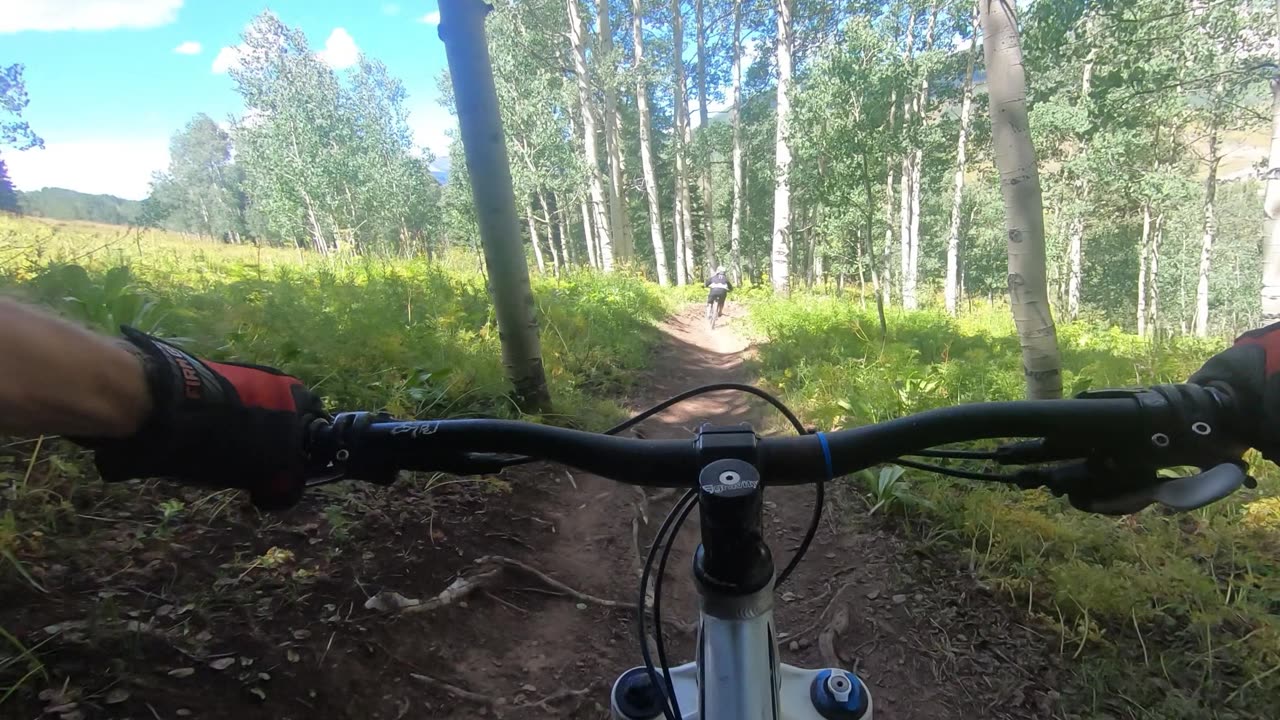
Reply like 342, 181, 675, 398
409, 673, 597, 715
365, 554, 637, 614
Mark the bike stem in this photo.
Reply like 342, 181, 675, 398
611, 425, 872, 720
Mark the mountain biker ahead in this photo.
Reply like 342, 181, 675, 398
705, 266, 733, 325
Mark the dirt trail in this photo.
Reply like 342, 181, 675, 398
5, 304, 1063, 720
425, 304, 1064, 719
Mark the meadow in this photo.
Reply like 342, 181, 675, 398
748, 294, 1280, 719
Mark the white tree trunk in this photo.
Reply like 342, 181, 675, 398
582, 194, 598, 269
631, 0, 669, 286
567, 0, 614, 271
1138, 202, 1151, 336
729, 0, 745, 284
439, 0, 550, 409
883, 91, 897, 307
945, 11, 978, 316
695, 0, 716, 273
1194, 116, 1220, 337
672, 0, 694, 285
770, 0, 794, 294
906, 4, 937, 311
1066, 32, 1095, 321
598, 0, 632, 264
527, 211, 546, 274
1151, 213, 1162, 336
1264, 3, 1280, 322
980, 0, 1063, 399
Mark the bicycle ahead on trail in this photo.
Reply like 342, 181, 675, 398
303, 380, 1253, 719
705, 268, 732, 330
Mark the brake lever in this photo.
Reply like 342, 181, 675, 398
1046, 460, 1252, 516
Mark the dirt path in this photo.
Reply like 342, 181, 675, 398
421, 304, 1064, 719
5, 304, 1064, 720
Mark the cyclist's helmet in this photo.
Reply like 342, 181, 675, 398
715, 266, 725, 274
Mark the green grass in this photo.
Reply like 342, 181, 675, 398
0, 215, 667, 424
747, 294, 1280, 720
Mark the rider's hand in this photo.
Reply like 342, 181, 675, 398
1190, 321, 1280, 462
75, 328, 326, 510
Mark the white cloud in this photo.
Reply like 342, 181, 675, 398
5, 139, 170, 200
407, 102, 456, 159
1, 0, 182, 34
420, 10, 441, 25
382, 3, 401, 15
173, 40, 201, 55
211, 45, 244, 74
316, 27, 360, 69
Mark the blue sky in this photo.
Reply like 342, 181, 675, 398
3, 0, 458, 199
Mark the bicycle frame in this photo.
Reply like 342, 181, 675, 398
609, 426, 872, 720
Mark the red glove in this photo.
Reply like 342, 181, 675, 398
1190, 322, 1280, 462
78, 328, 326, 510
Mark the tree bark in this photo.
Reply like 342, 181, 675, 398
567, 0, 615, 271
1264, 0, 1280, 322
770, 0, 794, 294
695, 0, 717, 273
631, 0, 670, 286
439, 0, 551, 411
1194, 107, 1221, 337
598, 0, 632, 264
980, 0, 1063, 399
729, 0, 745, 285
945, 9, 978, 316
863, 154, 888, 337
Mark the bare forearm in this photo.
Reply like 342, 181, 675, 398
0, 298, 150, 437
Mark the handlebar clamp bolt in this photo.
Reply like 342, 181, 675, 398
1151, 433, 1171, 448
1191, 422, 1211, 436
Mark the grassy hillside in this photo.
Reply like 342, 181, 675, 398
17, 188, 144, 226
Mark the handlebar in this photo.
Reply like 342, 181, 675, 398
304, 383, 1253, 514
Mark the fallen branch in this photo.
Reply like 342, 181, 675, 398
410, 673, 493, 705
475, 555, 636, 610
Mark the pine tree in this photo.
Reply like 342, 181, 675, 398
0, 157, 19, 213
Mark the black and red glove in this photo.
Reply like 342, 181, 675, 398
79, 327, 326, 510
1190, 321, 1280, 463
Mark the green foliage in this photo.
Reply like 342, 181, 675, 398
750, 294, 1280, 719
0, 64, 42, 151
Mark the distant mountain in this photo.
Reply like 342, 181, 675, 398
429, 155, 451, 184
18, 187, 143, 226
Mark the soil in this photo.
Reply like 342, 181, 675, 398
2, 304, 1065, 720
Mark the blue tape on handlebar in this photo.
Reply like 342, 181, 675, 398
816, 431, 833, 481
